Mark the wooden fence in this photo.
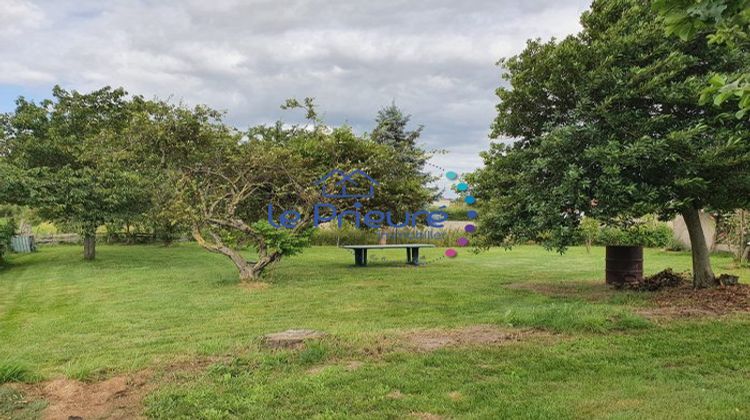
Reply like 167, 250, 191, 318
35, 233, 81, 245
34, 233, 185, 245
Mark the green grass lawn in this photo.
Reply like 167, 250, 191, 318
1, 244, 749, 419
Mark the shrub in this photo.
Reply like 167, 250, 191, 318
597, 220, 673, 248
0, 218, 17, 263
310, 223, 374, 246
311, 224, 466, 247
579, 217, 601, 252
32, 221, 58, 235
428, 204, 473, 221
666, 236, 690, 252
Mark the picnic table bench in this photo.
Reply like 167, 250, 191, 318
342, 244, 436, 266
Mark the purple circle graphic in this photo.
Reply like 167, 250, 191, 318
457, 237, 469, 247
464, 224, 476, 233
467, 210, 478, 220
445, 248, 458, 258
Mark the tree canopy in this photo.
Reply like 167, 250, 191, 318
370, 103, 437, 203
127, 99, 437, 281
0, 87, 439, 278
0, 86, 151, 260
653, 0, 750, 118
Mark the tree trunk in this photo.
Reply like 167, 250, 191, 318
83, 232, 96, 261
237, 263, 257, 282
192, 227, 278, 282
682, 208, 717, 288
252, 253, 281, 277
236, 254, 283, 281
227, 249, 259, 282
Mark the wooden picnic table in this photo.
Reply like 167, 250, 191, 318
341, 244, 436, 266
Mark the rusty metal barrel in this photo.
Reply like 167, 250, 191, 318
605, 245, 643, 286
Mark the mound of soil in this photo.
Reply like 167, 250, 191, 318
625, 269, 688, 291
652, 283, 750, 315
14, 370, 152, 420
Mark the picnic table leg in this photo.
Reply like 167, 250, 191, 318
363, 249, 368, 266
406, 248, 412, 264
354, 249, 365, 266
410, 247, 420, 265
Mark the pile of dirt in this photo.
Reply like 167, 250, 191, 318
15, 371, 152, 420
625, 269, 688, 291
651, 283, 750, 315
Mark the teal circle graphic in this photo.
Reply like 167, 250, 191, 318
429, 168, 476, 263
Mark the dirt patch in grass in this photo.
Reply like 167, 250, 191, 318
306, 360, 364, 375
402, 325, 553, 352
644, 283, 750, 318
387, 390, 405, 399
262, 329, 327, 349
344, 360, 364, 371
509, 278, 750, 320
5, 355, 236, 419
410, 412, 444, 419
447, 391, 463, 401
13, 370, 153, 420
165, 356, 231, 373
505, 281, 618, 302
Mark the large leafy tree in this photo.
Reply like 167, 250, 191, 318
472, 0, 750, 288
134, 99, 436, 281
0, 86, 150, 260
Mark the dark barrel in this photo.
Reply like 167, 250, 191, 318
605, 245, 643, 286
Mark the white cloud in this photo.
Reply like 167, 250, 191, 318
0, 0, 43, 36
0, 61, 54, 84
0, 0, 592, 178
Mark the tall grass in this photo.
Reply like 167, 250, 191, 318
310, 225, 467, 247
0, 363, 30, 384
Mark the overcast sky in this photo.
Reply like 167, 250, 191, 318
1, 0, 591, 185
